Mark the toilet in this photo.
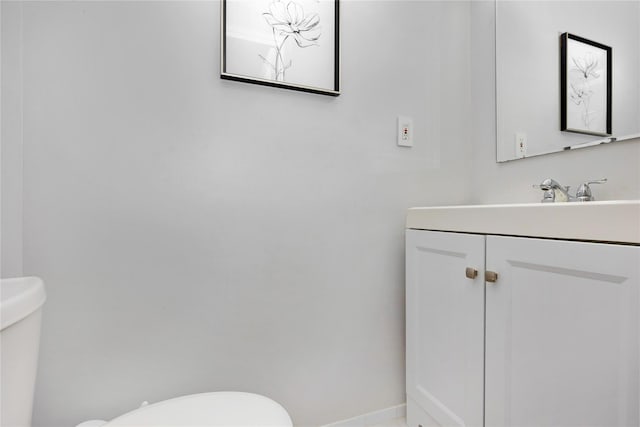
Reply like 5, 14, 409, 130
79, 391, 293, 427
1, 277, 47, 427
0, 277, 292, 427
76, 391, 292, 427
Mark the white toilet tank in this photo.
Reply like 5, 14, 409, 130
1, 277, 47, 427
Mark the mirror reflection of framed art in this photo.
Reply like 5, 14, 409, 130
561, 32, 612, 136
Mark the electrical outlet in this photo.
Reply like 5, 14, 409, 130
397, 116, 413, 147
515, 132, 527, 158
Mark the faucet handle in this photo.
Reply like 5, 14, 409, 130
576, 178, 607, 202
585, 178, 608, 185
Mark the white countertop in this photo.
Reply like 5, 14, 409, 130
406, 200, 640, 244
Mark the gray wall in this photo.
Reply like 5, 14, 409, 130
1, 2, 23, 278
2, 1, 472, 426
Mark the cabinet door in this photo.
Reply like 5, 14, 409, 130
485, 236, 639, 427
406, 230, 485, 427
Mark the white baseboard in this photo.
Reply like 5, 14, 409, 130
321, 403, 407, 427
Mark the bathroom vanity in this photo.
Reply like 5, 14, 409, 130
405, 201, 640, 427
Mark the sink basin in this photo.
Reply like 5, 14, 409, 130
406, 200, 640, 244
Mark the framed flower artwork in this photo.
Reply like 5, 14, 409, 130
560, 32, 612, 136
221, 0, 340, 96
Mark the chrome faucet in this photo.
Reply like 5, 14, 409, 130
534, 178, 607, 202
534, 178, 574, 202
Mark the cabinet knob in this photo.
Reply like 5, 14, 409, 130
485, 271, 498, 283
465, 267, 478, 279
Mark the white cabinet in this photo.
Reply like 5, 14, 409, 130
406, 230, 639, 427
485, 236, 639, 427
406, 231, 485, 427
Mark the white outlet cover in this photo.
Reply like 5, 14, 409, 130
515, 132, 527, 158
397, 116, 413, 147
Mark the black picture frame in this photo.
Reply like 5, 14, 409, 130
220, 0, 340, 96
560, 32, 612, 136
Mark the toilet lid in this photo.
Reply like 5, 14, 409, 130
103, 392, 292, 426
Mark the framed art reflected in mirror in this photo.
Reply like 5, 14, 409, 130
561, 32, 611, 137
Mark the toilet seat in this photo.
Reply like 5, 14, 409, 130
102, 392, 292, 426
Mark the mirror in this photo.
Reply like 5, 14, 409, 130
496, 0, 640, 162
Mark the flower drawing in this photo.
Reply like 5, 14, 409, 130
571, 53, 600, 79
260, 0, 321, 81
569, 81, 594, 125
568, 51, 601, 129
